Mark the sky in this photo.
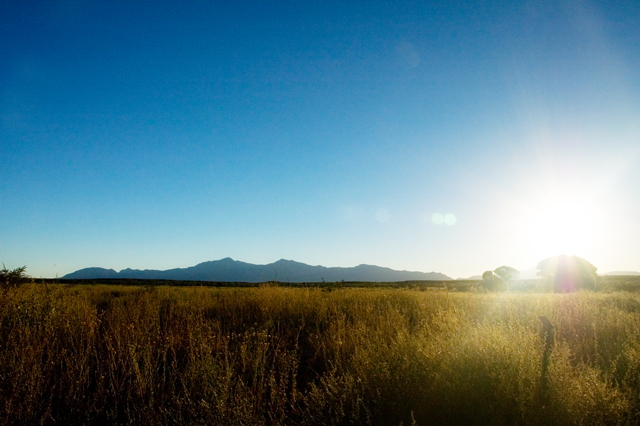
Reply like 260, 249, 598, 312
1, 0, 639, 279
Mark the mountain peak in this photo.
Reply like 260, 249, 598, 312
273, 259, 301, 265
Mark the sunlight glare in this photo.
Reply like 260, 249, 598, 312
525, 197, 594, 259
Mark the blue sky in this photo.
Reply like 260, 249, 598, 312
1, 0, 639, 279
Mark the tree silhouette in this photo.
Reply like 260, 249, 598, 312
493, 266, 520, 283
481, 270, 505, 291
537, 255, 598, 292
482, 270, 496, 281
481, 266, 519, 292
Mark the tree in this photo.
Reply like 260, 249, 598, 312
537, 255, 598, 292
481, 270, 505, 291
494, 266, 520, 283
1, 264, 29, 290
480, 266, 519, 292
482, 270, 496, 281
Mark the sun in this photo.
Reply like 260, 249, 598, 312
525, 196, 595, 260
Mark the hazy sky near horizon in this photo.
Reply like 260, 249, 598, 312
2, 0, 639, 279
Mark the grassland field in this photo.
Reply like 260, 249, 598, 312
2, 276, 640, 425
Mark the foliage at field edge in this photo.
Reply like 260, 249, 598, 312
2, 284, 640, 425
0, 264, 29, 291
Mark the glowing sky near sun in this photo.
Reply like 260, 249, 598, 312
1, 0, 639, 278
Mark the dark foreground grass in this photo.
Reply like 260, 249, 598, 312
1, 284, 640, 425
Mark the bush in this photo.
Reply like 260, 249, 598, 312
0, 264, 28, 290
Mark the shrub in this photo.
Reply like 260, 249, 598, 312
0, 264, 28, 290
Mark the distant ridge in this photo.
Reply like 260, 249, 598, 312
601, 271, 640, 276
63, 258, 452, 282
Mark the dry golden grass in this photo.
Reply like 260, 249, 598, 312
1, 284, 640, 425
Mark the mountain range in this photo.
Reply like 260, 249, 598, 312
62, 258, 452, 282
601, 271, 640, 276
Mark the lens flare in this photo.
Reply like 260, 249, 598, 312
431, 212, 456, 226
444, 214, 457, 226
431, 213, 444, 225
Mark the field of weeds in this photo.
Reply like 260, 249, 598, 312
2, 284, 640, 425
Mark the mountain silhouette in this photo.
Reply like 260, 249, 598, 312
601, 271, 640, 276
63, 258, 452, 282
